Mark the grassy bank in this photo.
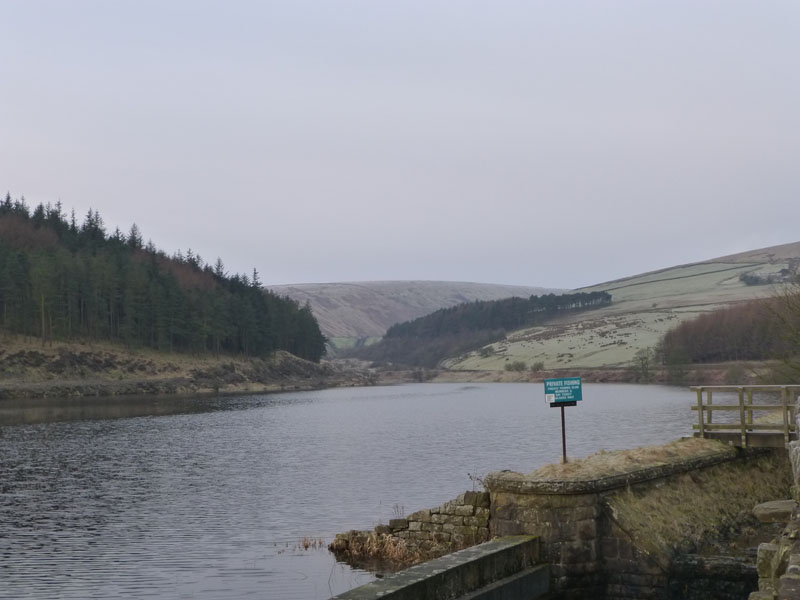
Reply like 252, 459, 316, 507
0, 335, 370, 400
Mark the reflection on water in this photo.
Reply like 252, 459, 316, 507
0, 383, 693, 599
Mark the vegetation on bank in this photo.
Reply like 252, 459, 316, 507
609, 449, 791, 558
0, 341, 352, 402
0, 194, 326, 362
651, 283, 800, 382
347, 291, 611, 368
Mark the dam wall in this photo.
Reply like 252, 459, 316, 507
332, 438, 790, 599
488, 442, 789, 599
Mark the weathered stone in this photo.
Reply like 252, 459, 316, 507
788, 553, 800, 576
748, 592, 775, 600
755, 501, 798, 524
780, 573, 800, 597
444, 515, 464, 526
408, 521, 421, 531
477, 527, 490, 543
406, 509, 431, 523
760, 579, 776, 593
464, 514, 489, 528
454, 504, 474, 517
389, 518, 408, 530
452, 525, 478, 536
577, 519, 596, 541
374, 524, 390, 535
561, 540, 594, 564
775, 543, 795, 582
431, 513, 446, 524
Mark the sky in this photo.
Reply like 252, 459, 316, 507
2, 1, 798, 289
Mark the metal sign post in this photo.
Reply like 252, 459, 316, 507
545, 377, 582, 463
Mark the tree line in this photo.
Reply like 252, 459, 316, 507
384, 291, 612, 339
659, 300, 784, 364
656, 285, 800, 382
0, 193, 326, 362
349, 291, 612, 368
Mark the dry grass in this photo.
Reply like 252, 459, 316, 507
528, 437, 732, 482
608, 450, 792, 559
331, 532, 427, 568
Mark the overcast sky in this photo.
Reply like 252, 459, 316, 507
2, 1, 798, 289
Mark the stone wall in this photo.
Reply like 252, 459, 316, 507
330, 440, 789, 599
487, 444, 787, 600
752, 396, 800, 600
330, 491, 491, 569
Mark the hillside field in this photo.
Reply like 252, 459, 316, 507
443, 242, 800, 372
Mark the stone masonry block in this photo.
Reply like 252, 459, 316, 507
454, 504, 474, 517
464, 514, 489, 528
406, 509, 431, 523
759, 544, 781, 579
779, 573, 800, 598
788, 553, 800, 576
408, 521, 421, 531
577, 519, 597, 541
388, 518, 408, 530
561, 541, 594, 564
602, 537, 618, 559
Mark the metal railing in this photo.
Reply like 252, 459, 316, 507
691, 385, 800, 447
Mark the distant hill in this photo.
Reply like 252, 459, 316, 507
267, 281, 561, 343
444, 241, 800, 372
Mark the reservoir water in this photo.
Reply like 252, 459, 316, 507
0, 383, 694, 599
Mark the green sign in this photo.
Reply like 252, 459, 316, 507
545, 377, 583, 404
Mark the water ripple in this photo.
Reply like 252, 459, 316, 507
0, 383, 692, 599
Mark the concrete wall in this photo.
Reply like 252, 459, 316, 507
330, 535, 548, 600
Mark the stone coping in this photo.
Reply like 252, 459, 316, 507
486, 447, 772, 495
329, 535, 539, 600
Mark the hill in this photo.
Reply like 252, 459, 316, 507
441, 241, 800, 373
267, 281, 561, 347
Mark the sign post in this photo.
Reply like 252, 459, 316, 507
544, 377, 582, 463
